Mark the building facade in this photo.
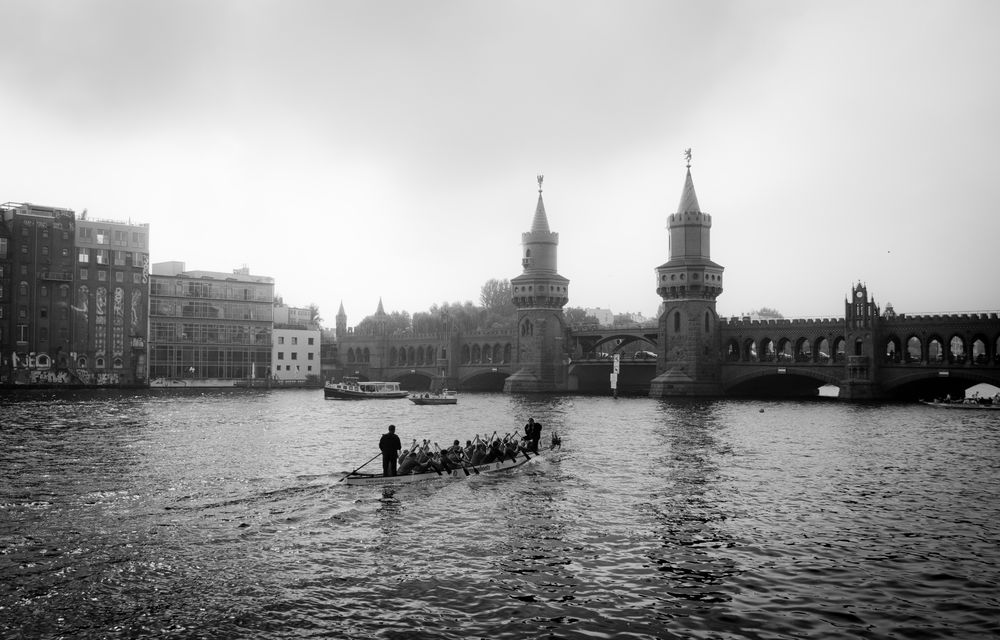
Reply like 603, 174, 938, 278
148, 262, 274, 386
272, 302, 322, 385
0, 202, 77, 384
73, 215, 151, 385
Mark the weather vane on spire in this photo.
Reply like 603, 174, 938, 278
684, 148, 692, 168
537, 174, 544, 193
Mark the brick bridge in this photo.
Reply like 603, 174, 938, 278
330, 286, 1000, 400
327, 163, 1000, 401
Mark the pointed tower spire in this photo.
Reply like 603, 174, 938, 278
677, 149, 701, 214
337, 300, 345, 315
530, 174, 551, 234
375, 298, 386, 316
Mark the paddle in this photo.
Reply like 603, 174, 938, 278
339, 451, 382, 482
459, 449, 480, 475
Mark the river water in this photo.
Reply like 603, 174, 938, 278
1, 389, 997, 639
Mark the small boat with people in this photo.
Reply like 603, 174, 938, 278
920, 397, 1000, 410
408, 389, 458, 405
323, 377, 409, 400
340, 428, 560, 486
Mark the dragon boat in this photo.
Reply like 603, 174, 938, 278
342, 449, 540, 486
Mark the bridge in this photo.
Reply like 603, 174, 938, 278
329, 291, 1000, 401
327, 162, 1000, 401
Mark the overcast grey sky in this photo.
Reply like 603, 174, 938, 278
3, 0, 998, 325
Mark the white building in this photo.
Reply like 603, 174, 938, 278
272, 303, 321, 385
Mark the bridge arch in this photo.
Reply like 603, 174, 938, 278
948, 335, 966, 364
794, 337, 810, 362
928, 335, 945, 362
725, 339, 740, 361
883, 335, 903, 363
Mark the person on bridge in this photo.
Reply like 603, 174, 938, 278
379, 424, 402, 476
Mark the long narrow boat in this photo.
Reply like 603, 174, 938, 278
919, 400, 1000, 410
408, 389, 458, 405
343, 450, 540, 485
324, 378, 408, 400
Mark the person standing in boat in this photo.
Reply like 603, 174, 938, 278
379, 424, 402, 477
524, 417, 542, 454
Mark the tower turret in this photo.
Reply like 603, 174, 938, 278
504, 175, 571, 393
650, 150, 724, 397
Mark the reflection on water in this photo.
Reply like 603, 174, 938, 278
1, 390, 998, 639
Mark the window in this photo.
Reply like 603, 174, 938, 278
133, 273, 141, 284
40, 307, 48, 319
114, 250, 126, 265
115, 272, 124, 283
80, 269, 88, 280
278, 336, 284, 344
307, 366, 312, 371
291, 337, 298, 345
41, 246, 50, 257
308, 337, 314, 345
98, 271, 107, 281
307, 353, 314, 360
277, 352, 284, 360
40, 286, 48, 297
0, 237, 6, 258
18, 282, 28, 296
291, 352, 298, 360
96, 249, 108, 265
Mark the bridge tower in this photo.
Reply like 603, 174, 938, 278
504, 175, 571, 393
841, 282, 883, 399
650, 151, 725, 397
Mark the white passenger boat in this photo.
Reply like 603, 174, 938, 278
323, 378, 408, 400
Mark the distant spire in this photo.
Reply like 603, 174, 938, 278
530, 174, 551, 234
677, 150, 701, 214
375, 298, 386, 316
337, 300, 346, 316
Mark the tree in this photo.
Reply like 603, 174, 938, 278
752, 307, 784, 319
480, 279, 512, 312
565, 307, 599, 325
307, 303, 322, 327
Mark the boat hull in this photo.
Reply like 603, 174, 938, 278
920, 400, 1000, 410
324, 388, 408, 400
408, 397, 458, 405
343, 451, 539, 485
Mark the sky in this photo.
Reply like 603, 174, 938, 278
2, 0, 999, 327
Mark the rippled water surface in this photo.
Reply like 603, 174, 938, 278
2, 389, 998, 639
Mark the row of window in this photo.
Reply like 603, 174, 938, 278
276, 336, 315, 345
77, 248, 147, 266
78, 227, 147, 247
149, 279, 273, 302
276, 352, 315, 360
79, 269, 144, 283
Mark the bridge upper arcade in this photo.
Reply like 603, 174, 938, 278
567, 323, 660, 360
716, 311, 1000, 397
